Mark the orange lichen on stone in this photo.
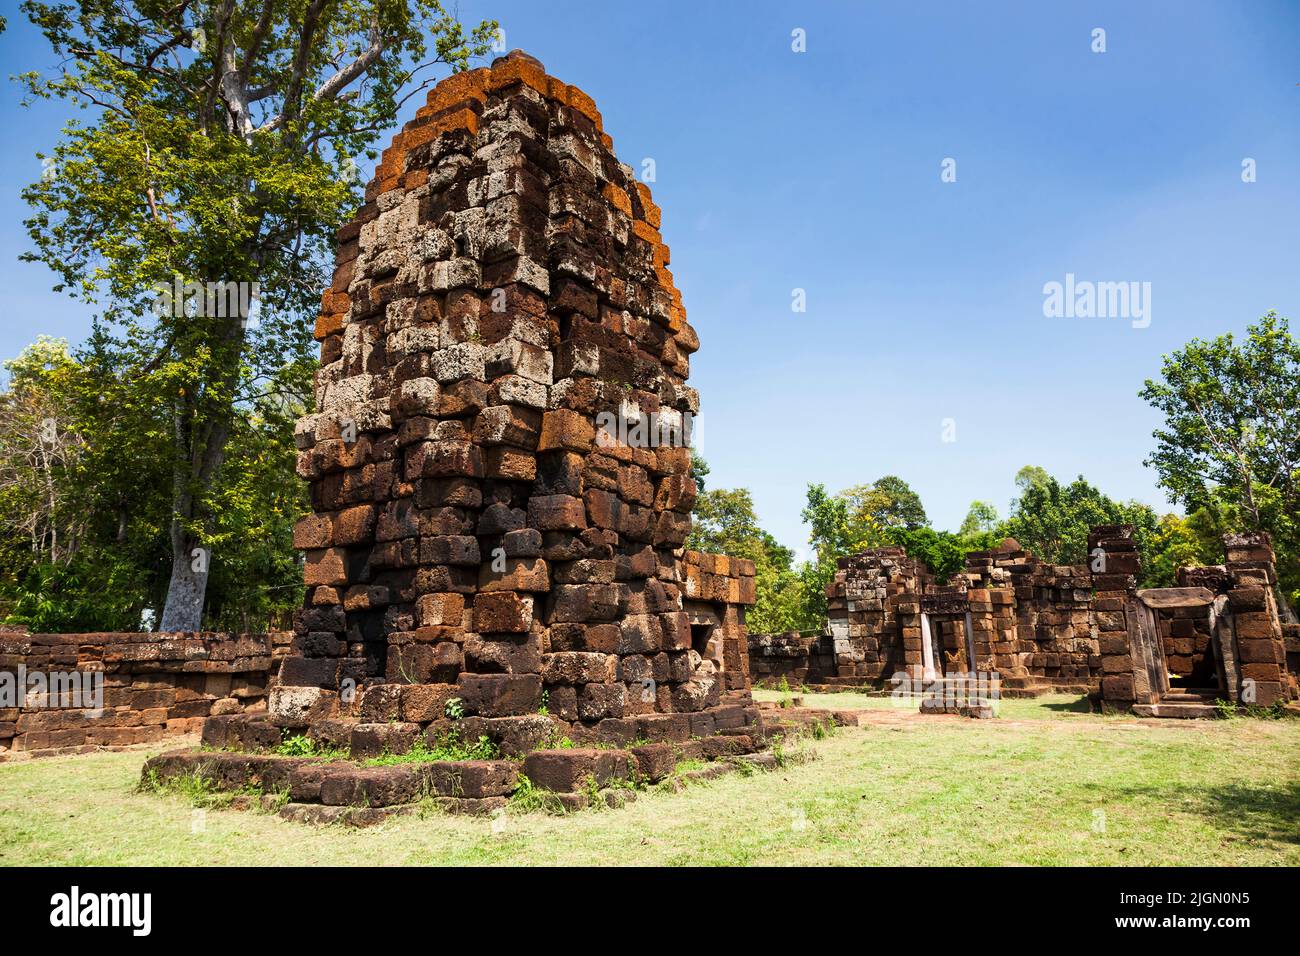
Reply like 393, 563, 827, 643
631, 219, 660, 246
602, 182, 632, 217
485, 54, 549, 96
314, 311, 344, 341
634, 182, 661, 229
418, 68, 488, 117
373, 106, 481, 196
402, 107, 481, 150
546, 76, 569, 102
564, 84, 602, 129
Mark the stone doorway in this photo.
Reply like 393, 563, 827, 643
920, 611, 975, 681
1128, 587, 1236, 716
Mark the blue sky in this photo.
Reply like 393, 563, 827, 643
1, 1, 1297, 560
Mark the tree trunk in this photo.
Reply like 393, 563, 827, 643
159, 533, 209, 632
158, 311, 244, 632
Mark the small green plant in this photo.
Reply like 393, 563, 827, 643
273, 732, 348, 760
257, 786, 292, 814
810, 717, 837, 741
508, 775, 567, 815
415, 794, 447, 820
445, 697, 465, 720
537, 689, 550, 716
777, 676, 793, 709
581, 773, 606, 810
364, 730, 499, 766
276, 734, 316, 756
139, 768, 254, 809
1216, 697, 1290, 720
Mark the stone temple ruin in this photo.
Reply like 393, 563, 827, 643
750, 526, 1299, 717
143, 52, 773, 816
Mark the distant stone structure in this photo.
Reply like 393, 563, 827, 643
749, 527, 1298, 717
187, 51, 764, 808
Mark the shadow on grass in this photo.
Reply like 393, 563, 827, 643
1038, 696, 1096, 714
1118, 781, 1300, 846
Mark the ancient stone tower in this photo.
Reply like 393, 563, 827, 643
276, 52, 756, 736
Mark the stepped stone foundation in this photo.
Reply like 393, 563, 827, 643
168, 51, 767, 811
749, 527, 1298, 717
1, 631, 285, 760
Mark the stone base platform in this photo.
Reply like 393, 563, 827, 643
142, 709, 773, 824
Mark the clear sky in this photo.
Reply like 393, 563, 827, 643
1, 1, 1297, 561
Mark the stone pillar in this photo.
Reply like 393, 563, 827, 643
1090, 525, 1143, 711
273, 51, 754, 734
1223, 532, 1295, 706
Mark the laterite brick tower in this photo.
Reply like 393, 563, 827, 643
274, 51, 757, 740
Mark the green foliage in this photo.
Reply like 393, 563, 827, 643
1140, 311, 1300, 606
1143, 512, 1221, 588
884, 525, 1002, 582
1215, 697, 1291, 720
687, 485, 818, 633
507, 774, 566, 815
842, 475, 928, 531
16, 0, 497, 628
0, 337, 307, 630
959, 500, 999, 535
999, 466, 1163, 581
799, 476, 943, 615
690, 452, 710, 493
273, 734, 346, 759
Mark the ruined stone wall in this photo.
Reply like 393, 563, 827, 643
0, 631, 284, 759
812, 539, 1104, 694
266, 51, 756, 747
822, 547, 930, 686
747, 631, 837, 687
962, 543, 1101, 689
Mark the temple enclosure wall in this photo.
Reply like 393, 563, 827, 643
749, 527, 1298, 716
0, 631, 287, 759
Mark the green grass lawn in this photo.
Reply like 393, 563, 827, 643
2, 695, 1296, 866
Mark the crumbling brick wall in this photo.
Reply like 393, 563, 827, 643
748, 631, 837, 687
254, 51, 756, 749
822, 547, 930, 686
796, 523, 1296, 710
0, 630, 285, 759
809, 539, 1105, 694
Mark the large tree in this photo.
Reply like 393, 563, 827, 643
18, 1, 497, 629
841, 475, 928, 532
1001, 465, 1164, 580
798, 477, 932, 622
1140, 311, 1300, 603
